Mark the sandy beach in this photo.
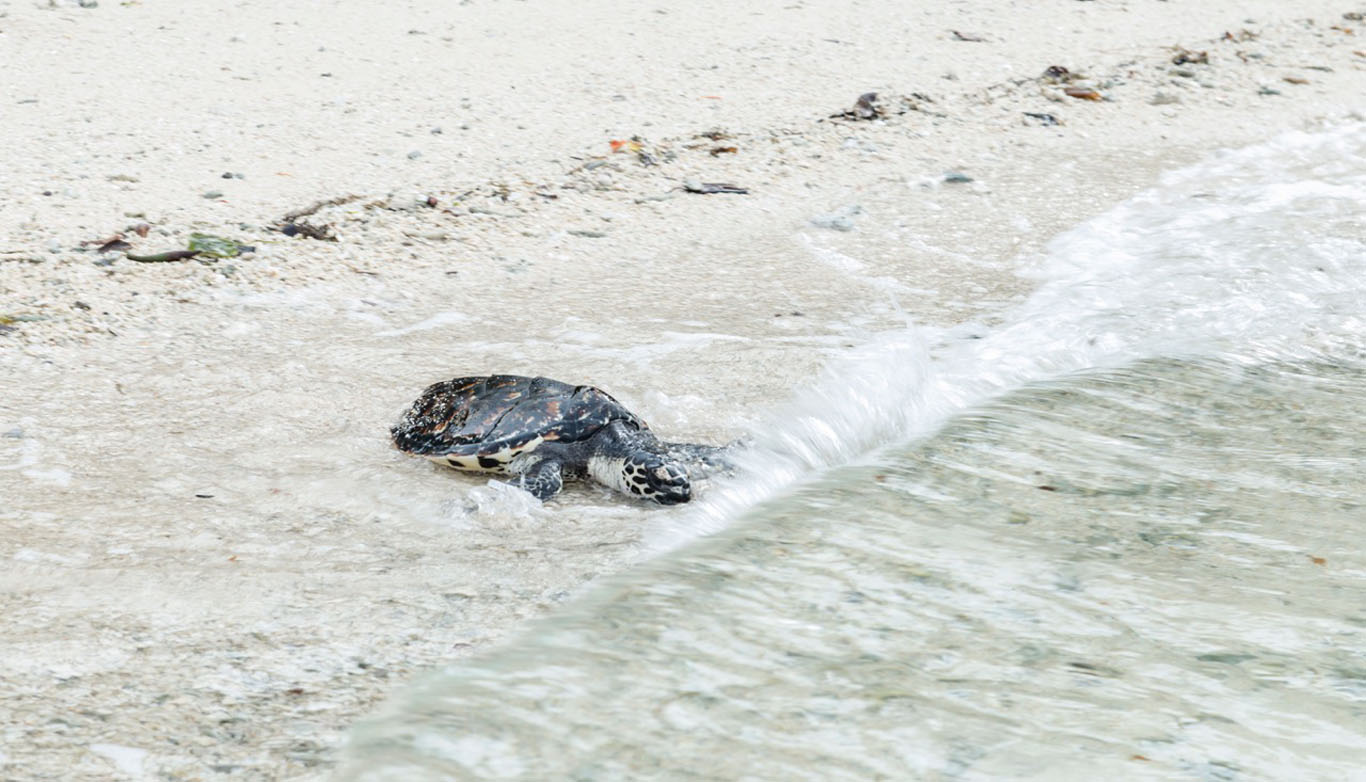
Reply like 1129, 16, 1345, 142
2, 0, 1363, 778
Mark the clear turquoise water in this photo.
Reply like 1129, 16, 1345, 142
339, 125, 1366, 781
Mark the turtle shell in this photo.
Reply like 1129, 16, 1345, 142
390, 374, 647, 473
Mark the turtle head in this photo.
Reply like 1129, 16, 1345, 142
621, 453, 691, 505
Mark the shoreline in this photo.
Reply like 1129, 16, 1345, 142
5, 2, 1365, 349
2, 1, 1364, 779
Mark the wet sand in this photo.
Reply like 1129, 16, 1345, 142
1, 1, 1363, 778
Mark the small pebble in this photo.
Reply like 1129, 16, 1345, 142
203, 190, 223, 199
1023, 111, 1060, 126
407, 150, 422, 160
943, 171, 974, 184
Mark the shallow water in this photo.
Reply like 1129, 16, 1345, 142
338, 125, 1366, 780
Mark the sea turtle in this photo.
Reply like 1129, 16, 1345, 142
390, 374, 729, 504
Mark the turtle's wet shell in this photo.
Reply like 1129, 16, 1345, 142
390, 374, 647, 472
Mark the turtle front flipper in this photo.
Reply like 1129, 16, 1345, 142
510, 454, 564, 501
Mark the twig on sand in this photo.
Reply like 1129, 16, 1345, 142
281, 194, 361, 223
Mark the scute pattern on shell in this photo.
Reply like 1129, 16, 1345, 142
390, 374, 647, 468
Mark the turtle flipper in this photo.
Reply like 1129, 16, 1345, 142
513, 456, 564, 501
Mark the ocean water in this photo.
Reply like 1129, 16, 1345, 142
337, 125, 1366, 780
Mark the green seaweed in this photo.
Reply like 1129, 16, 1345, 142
187, 233, 243, 258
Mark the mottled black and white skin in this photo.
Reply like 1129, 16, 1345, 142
390, 375, 730, 504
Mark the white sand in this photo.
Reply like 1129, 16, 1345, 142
2, 0, 1363, 778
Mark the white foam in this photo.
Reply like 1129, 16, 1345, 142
410, 734, 524, 777
22, 467, 71, 486
650, 122, 1366, 551
442, 480, 551, 531
89, 744, 147, 777
377, 311, 472, 336
15, 548, 85, 564
798, 233, 915, 293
